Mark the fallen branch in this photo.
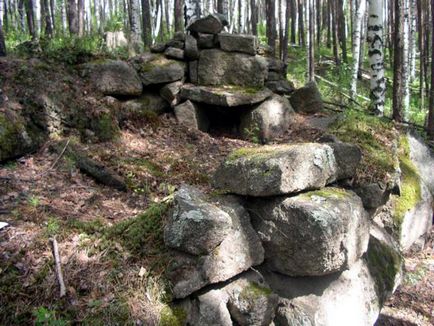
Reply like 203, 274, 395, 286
49, 237, 66, 298
314, 75, 369, 105
37, 139, 71, 178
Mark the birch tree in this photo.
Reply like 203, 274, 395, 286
350, 0, 366, 98
402, 0, 411, 118
185, 0, 201, 27
393, 0, 405, 122
428, 0, 434, 138
0, 0, 5, 56
306, 0, 314, 81
367, 0, 386, 115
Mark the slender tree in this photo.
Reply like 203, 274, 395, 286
129, 0, 142, 53
67, 0, 79, 35
250, 0, 257, 35
367, 0, 386, 115
78, 0, 84, 36
428, 0, 434, 138
217, 0, 228, 18
174, 0, 183, 31
350, 0, 366, 98
306, 0, 314, 81
392, 0, 405, 122
265, 0, 276, 54
0, 0, 5, 56
337, 0, 347, 62
141, 0, 152, 47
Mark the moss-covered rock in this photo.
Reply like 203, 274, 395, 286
0, 108, 46, 162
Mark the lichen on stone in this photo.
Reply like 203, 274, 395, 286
240, 282, 273, 300
159, 306, 186, 326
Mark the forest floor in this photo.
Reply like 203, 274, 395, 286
0, 56, 433, 324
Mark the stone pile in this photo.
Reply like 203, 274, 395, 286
78, 13, 325, 145
161, 140, 414, 326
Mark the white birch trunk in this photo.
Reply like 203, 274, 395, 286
367, 0, 385, 115
306, 0, 314, 82
350, 0, 366, 98
409, 0, 417, 80
185, 0, 201, 27
403, 0, 410, 118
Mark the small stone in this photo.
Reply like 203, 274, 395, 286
174, 100, 209, 131
160, 81, 183, 107
165, 47, 185, 60
189, 61, 199, 84
150, 42, 167, 53
266, 71, 284, 81
290, 81, 324, 113
166, 39, 185, 49
173, 31, 186, 41
197, 33, 218, 49
265, 80, 294, 95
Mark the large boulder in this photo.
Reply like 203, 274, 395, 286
130, 54, 186, 86
80, 59, 142, 96
197, 33, 218, 49
290, 81, 324, 114
408, 133, 434, 195
180, 84, 272, 107
248, 188, 369, 276
178, 271, 279, 326
219, 33, 258, 55
184, 35, 199, 60
165, 186, 264, 299
265, 80, 294, 95
267, 260, 380, 326
164, 47, 184, 60
174, 100, 209, 131
240, 94, 294, 143
197, 49, 267, 87
187, 14, 224, 34
214, 143, 361, 196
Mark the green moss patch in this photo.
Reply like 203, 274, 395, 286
329, 110, 396, 183
227, 145, 292, 161
107, 201, 172, 256
240, 282, 273, 300
392, 135, 422, 226
366, 237, 402, 305
302, 187, 351, 200
159, 306, 186, 326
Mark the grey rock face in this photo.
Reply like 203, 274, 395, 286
80, 60, 142, 96
265, 260, 380, 326
197, 49, 267, 87
164, 47, 184, 60
188, 61, 198, 84
249, 188, 369, 276
187, 14, 224, 34
266, 71, 284, 81
328, 141, 362, 179
197, 33, 218, 49
265, 80, 294, 95
130, 54, 186, 86
180, 84, 272, 107
165, 186, 264, 299
240, 94, 294, 143
408, 133, 434, 195
166, 39, 185, 49
354, 182, 390, 209
160, 81, 183, 107
219, 33, 258, 55
214, 143, 361, 196
179, 271, 278, 326
184, 35, 199, 60
120, 92, 169, 116
174, 100, 209, 131
265, 57, 286, 73
290, 81, 324, 113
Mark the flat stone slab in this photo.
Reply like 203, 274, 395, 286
197, 49, 267, 87
248, 188, 370, 276
214, 143, 361, 196
219, 33, 258, 55
180, 84, 272, 107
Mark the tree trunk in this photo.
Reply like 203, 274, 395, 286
307, 0, 314, 81
42, 0, 53, 37
409, 0, 417, 80
290, 0, 296, 43
25, 0, 37, 39
217, 0, 228, 19
141, 0, 151, 47
417, 0, 424, 107
367, 0, 386, 115
174, 0, 183, 31
283, 0, 291, 63
251, 0, 257, 35
185, 0, 201, 27
298, 0, 304, 46
337, 0, 347, 62
428, 0, 434, 138
78, 0, 84, 36
266, 0, 276, 54
50, 0, 55, 31
350, 0, 366, 98
402, 0, 410, 118
331, 0, 340, 64
67, 0, 79, 35
0, 6, 6, 56
129, 0, 142, 54
392, 0, 405, 122
18, 0, 25, 32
